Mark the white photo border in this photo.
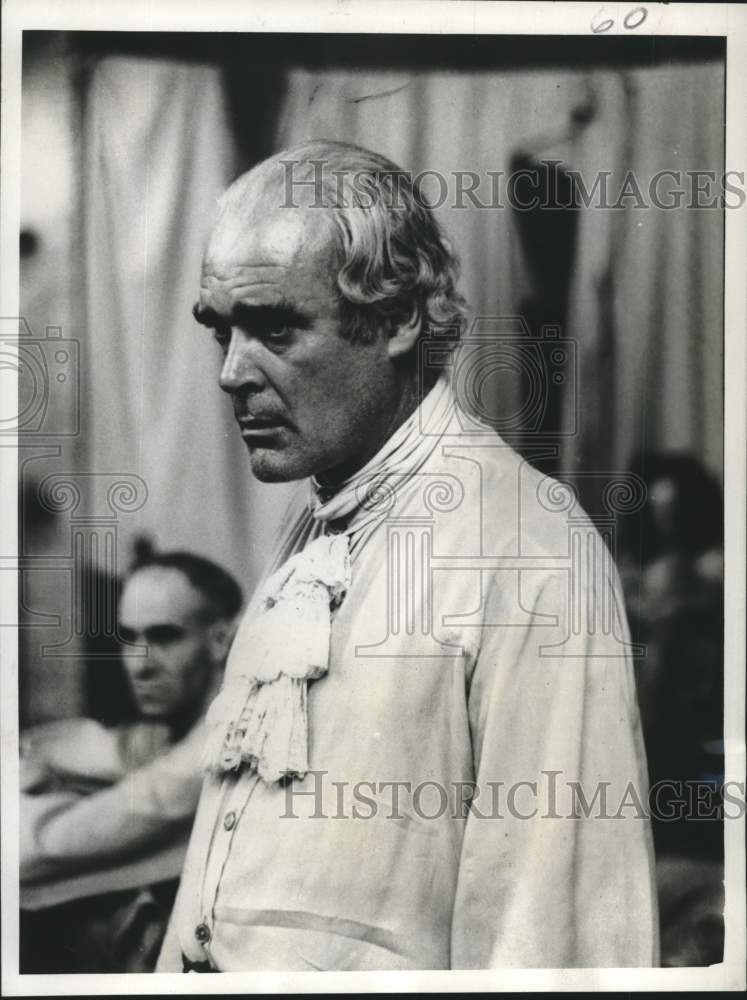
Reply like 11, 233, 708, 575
1, 1, 745, 994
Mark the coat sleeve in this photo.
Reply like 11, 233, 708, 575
20, 720, 205, 884
450, 564, 659, 968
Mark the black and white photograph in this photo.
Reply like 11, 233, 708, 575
1, 1, 745, 993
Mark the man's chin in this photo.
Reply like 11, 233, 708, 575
246, 445, 311, 483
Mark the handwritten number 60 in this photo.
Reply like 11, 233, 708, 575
591, 6, 648, 34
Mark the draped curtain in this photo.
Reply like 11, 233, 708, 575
82, 55, 297, 595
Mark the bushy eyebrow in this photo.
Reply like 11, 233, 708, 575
192, 303, 223, 328
192, 300, 312, 331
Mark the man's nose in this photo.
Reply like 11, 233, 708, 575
128, 643, 163, 675
130, 654, 159, 678
219, 330, 268, 394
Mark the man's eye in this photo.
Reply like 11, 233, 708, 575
264, 326, 292, 342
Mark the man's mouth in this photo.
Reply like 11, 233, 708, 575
237, 415, 289, 438
132, 681, 167, 698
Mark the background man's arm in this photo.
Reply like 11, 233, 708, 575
20, 717, 127, 793
20, 721, 205, 884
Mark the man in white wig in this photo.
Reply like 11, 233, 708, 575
159, 140, 658, 972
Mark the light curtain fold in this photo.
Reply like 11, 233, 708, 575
83, 56, 297, 591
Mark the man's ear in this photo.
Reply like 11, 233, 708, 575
387, 307, 421, 360
207, 617, 236, 663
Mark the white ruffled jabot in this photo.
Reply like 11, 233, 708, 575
202, 375, 455, 784
202, 533, 351, 783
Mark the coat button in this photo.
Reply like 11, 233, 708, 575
195, 922, 211, 945
223, 810, 237, 831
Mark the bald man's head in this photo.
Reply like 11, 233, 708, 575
192, 141, 467, 484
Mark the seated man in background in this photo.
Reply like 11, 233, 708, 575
19, 546, 242, 973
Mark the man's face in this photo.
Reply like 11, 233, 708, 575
118, 567, 217, 722
194, 185, 402, 483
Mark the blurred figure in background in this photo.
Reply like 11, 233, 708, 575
619, 451, 723, 638
618, 450, 724, 777
618, 451, 724, 967
19, 543, 242, 973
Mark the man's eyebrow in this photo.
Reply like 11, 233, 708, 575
192, 303, 223, 328
144, 623, 185, 639
192, 301, 311, 330
234, 301, 312, 331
